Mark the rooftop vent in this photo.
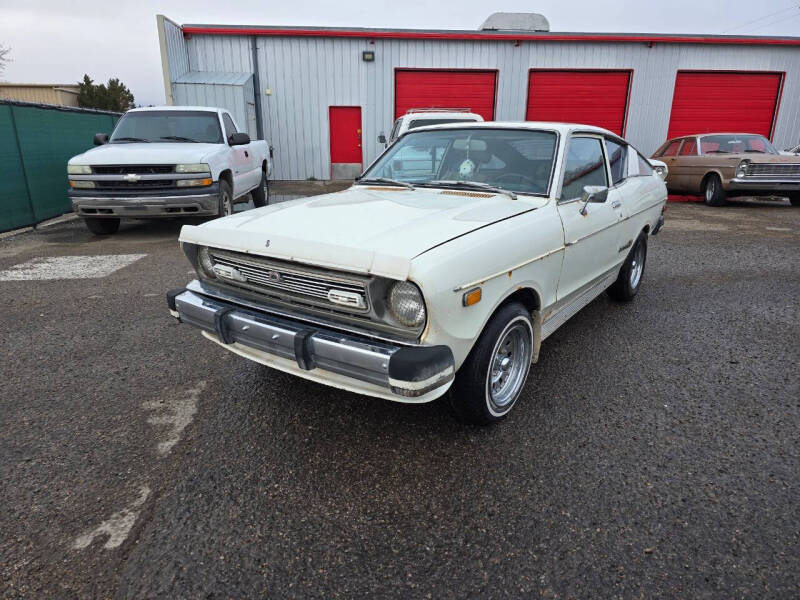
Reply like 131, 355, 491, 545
480, 12, 550, 32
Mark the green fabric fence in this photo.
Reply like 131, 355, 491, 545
0, 100, 120, 232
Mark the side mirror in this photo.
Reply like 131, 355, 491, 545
579, 185, 608, 216
228, 132, 250, 146
94, 133, 109, 146
377, 134, 387, 144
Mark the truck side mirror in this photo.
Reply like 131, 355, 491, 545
377, 134, 387, 144
94, 133, 109, 146
228, 132, 251, 146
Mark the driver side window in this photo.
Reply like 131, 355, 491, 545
560, 137, 608, 201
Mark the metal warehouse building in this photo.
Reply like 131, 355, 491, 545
156, 14, 800, 181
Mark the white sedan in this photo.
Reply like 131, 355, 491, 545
168, 122, 667, 425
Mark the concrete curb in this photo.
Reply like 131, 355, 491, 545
34, 213, 79, 229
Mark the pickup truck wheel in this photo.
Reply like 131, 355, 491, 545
83, 217, 120, 235
703, 174, 726, 207
450, 302, 533, 425
789, 193, 800, 207
218, 180, 233, 217
251, 171, 269, 207
607, 233, 647, 302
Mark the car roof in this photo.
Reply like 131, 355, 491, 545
406, 120, 621, 138
128, 106, 223, 113
667, 132, 770, 141
404, 111, 482, 120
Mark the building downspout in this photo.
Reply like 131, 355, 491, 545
156, 15, 174, 105
250, 36, 265, 140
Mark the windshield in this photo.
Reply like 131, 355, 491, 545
699, 134, 777, 155
110, 110, 223, 144
361, 128, 558, 196
408, 118, 479, 130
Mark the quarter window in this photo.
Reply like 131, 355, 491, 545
636, 154, 654, 176
605, 139, 627, 186
679, 138, 697, 155
561, 137, 608, 201
222, 113, 237, 140
661, 140, 681, 157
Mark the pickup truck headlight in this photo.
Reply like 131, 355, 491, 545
387, 281, 426, 328
736, 160, 750, 178
176, 163, 211, 173
68, 164, 92, 174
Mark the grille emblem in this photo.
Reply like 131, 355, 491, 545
212, 264, 247, 282
328, 289, 366, 309
266, 270, 282, 282
123, 173, 141, 182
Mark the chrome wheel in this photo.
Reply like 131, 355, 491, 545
221, 190, 233, 215
486, 317, 532, 414
705, 178, 715, 202
629, 242, 645, 289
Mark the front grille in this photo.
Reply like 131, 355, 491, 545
95, 180, 176, 189
92, 165, 175, 175
746, 163, 800, 178
208, 249, 370, 313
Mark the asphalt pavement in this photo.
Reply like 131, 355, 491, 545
1, 198, 798, 599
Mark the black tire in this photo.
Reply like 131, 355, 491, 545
218, 180, 233, 217
789, 193, 800, 207
607, 233, 647, 302
703, 174, 727, 207
251, 169, 269, 207
84, 217, 120, 235
450, 302, 534, 426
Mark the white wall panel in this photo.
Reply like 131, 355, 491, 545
168, 33, 800, 180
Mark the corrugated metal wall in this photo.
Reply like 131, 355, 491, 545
173, 33, 800, 181
0, 86, 80, 107
173, 76, 255, 138
163, 18, 190, 82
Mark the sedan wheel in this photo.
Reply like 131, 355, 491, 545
451, 303, 534, 425
703, 174, 726, 207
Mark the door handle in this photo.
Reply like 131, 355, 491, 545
612, 201, 622, 209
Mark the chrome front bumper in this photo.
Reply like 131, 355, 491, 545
70, 184, 219, 218
728, 178, 800, 194
167, 286, 455, 401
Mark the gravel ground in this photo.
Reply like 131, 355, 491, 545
0, 198, 798, 599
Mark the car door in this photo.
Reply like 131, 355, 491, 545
222, 112, 256, 196
674, 136, 703, 193
556, 134, 625, 302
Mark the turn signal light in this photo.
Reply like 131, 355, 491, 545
177, 178, 213, 187
463, 287, 482, 307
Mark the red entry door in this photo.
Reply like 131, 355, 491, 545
329, 106, 362, 179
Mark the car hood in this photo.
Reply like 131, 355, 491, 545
180, 185, 546, 280
69, 142, 222, 165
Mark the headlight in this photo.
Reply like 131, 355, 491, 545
176, 163, 211, 173
68, 164, 91, 174
177, 178, 213, 187
654, 166, 665, 176
736, 160, 749, 178
197, 246, 217, 279
69, 180, 95, 189
387, 281, 426, 328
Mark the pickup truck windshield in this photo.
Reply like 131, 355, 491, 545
110, 111, 223, 144
361, 128, 557, 196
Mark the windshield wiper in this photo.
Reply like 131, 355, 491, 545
112, 136, 150, 143
426, 180, 517, 200
357, 177, 415, 190
159, 135, 199, 143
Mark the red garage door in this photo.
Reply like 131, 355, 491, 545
667, 71, 783, 139
394, 70, 497, 121
526, 70, 631, 135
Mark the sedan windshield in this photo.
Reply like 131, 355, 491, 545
699, 134, 777, 155
361, 128, 558, 196
110, 111, 223, 144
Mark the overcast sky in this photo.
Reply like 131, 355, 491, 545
1, 0, 798, 106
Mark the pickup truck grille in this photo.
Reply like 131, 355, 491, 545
92, 165, 175, 175
95, 180, 176, 190
745, 163, 800, 178
207, 249, 370, 314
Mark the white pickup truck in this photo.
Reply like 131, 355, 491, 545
67, 106, 272, 235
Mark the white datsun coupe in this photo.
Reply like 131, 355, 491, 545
168, 123, 667, 425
